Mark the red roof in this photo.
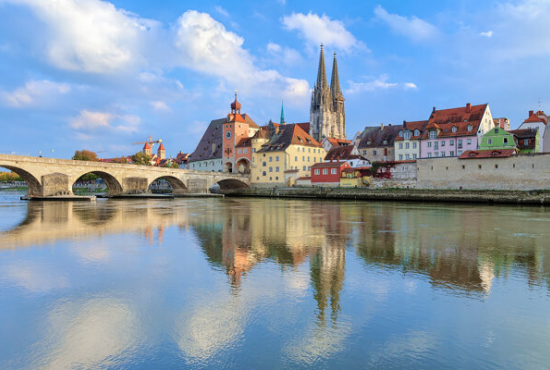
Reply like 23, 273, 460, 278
422, 104, 487, 139
235, 137, 252, 148
524, 111, 547, 124
459, 149, 516, 159
311, 161, 348, 169
296, 122, 310, 133
143, 142, 151, 150
325, 137, 351, 147
158, 142, 165, 151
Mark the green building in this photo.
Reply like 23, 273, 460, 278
510, 128, 540, 154
479, 127, 516, 150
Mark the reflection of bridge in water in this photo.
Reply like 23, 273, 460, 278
0, 154, 250, 197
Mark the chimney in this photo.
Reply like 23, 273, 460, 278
432, 107, 436, 113
381, 123, 384, 131
529, 110, 534, 116
466, 103, 471, 113
389, 123, 392, 127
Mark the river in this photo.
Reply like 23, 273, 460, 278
1, 190, 549, 369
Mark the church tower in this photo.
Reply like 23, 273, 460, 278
310, 45, 346, 142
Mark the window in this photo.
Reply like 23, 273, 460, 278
276, 177, 279, 180
399, 154, 403, 160
269, 167, 273, 172
441, 141, 446, 147
383, 140, 388, 145
244, 149, 248, 154
269, 157, 272, 162
467, 124, 473, 131
413, 142, 417, 149
295, 156, 298, 161
262, 162, 266, 167
441, 152, 446, 157
253, 148, 256, 153
434, 142, 439, 150
434, 152, 439, 157
467, 139, 472, 145
308, 157, 310, 162
315, 169, 320, 175
458, 139, 463, 148
450, 140, 454, 146
404, 131, 412, 140
504, 138, 508, 145
478, 165, 482, 169
452, 126, 457, 133
252, 157, 255, 162
458, 150, 463, 156
495, 129, 499, 133
303, 166, 306, 171
429, 131, 436, 139
363, 150, 367, 155
331, 168, 337, 174
262, 171, 266, 176
323, 169, 328, 174
308, 148, 311, 153
405, 143, 410, 149
399, 131, 404, 137
414, 129, 420, 136
399, 143, 403, 149
524, 139, 529, 145
303, 148, 305, 152
413, 154, 417, 159
428, 142, 432, 148
302, 156, 305, 161
428, 153, 432, 158
308, 166, 311, 171
276, 166, 279, 172
488, 139, 492, 145
495, 164, 499, 169
237, 149, 242, 154
276, 156, 279, 161
405, 154, 410, 160
450, 151, 455, 156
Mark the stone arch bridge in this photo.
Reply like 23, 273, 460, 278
0, 154, 250, 197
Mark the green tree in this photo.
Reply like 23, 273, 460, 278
112, 156, 129, 164
72, 150, 99, 161
170, 161, 179, 169
131, 152, 152, 166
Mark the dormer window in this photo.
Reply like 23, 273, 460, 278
404, 131, 412, 140
414, 129, 420, 136
452, 126, 457, 133
399, 131, 404, 137
467, 124, 473, 131
383, 140, 388, 145
429, 131, 437, 139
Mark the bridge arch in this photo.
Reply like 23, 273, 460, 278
0, 164, 42, 196
148, 175, 187, 194
72, 170, 123, 196
215, 178, 250, 191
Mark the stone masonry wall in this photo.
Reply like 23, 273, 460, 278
417, 154, 550, 190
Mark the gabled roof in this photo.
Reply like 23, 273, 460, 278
357, 124, 402, 148
510, 128, 538, 150
157, 142, 165, 151
524, 112, 547, 124
143, 142, 151, 150
324, 145, 363, 161
395, 120, 428, 141
258, 123, 321, 152
235, 137, 252, 148
422, 104, 487, 139
188, 118, 225, 162
459, 149, 516, 159
325, 137, 351, 148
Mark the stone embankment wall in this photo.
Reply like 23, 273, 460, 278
417, 154, 550, 190
228, 187, 550, 205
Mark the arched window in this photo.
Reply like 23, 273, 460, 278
467, 124, 473, 131
404, 131, 412, 140
452, 126, 457, 133
414, 129, 420, 136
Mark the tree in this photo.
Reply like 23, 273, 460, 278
112, 156, 129, 164
170, 161, 179, 169
131, 152, 152, 166
73, 150, 99, 162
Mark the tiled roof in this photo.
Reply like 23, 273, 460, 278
395, 120, 428, 141
311, 161, 348, 168
296, 122, 310, 133
422, 104, 487, 139
174, 152, 189, 164
357, 124, 402, 148
510, 128, 537, 150
157, 142, 165, 151
143, 142, 151, 150
524, 112, 547, 124
188, 118, 225, 162
235, 137, 252, 148
459, 149, 516, 159
258, 124, 321, 153
324, 145, 361, 161
326, 137, 351, 147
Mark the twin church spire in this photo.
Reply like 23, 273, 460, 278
310, 44, 346, 142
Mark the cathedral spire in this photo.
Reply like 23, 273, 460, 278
316, 44, 328, 89
280, 101, 285, 125
330, 52, 342, 99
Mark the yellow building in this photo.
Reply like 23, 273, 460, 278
251, 121, 326, 186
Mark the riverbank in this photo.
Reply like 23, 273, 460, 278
226, 187, 550, 205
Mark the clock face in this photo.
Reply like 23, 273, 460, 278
225, 131, 232, 139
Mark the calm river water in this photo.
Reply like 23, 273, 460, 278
1, 190, 550, 369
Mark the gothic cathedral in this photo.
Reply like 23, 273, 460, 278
310, 44, 346, 142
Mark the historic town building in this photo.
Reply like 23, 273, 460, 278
310, 45, 346, 142
516, 110, 549, 152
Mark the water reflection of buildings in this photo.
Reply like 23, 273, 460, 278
3, 199, 550, 306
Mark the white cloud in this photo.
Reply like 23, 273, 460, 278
1, 80, 70, 108
3, 261, 68, 293
480, 31, 493, 38
282, 12, 365, 52
374, 5, 439, 42
151, 100, 170, 112
3, 0, 159, 73
173, 11, 310, 104
347, 75, 418, 94
70, 110, 141, 133
214, 5, 229, 17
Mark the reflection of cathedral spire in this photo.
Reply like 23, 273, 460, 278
310, 244, 346, 323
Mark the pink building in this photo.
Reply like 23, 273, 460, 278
420, 103, 494, 158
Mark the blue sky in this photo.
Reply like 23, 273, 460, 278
1, 0, 549, 159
